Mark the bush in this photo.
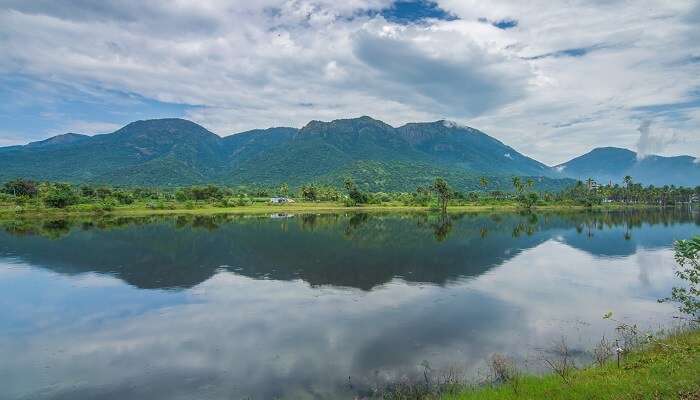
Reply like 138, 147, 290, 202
67, 204, 95, 212
2, 179, 38, 197
93, 198, 118, 212
235, 197, 252, 207
43, 185, 79, 208
175, 185, 227, 201
666, 236, 700, 321
147, 201, 167, 210
0, 193, 15, 204
113, 191, 135, 205
344, 179, 368, 204
344, 197, 357, 207
216, 197, 237, 208
517, 192, 539, 209
301, 184, 318, 201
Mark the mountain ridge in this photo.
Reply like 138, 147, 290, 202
555, 146, 700, 186
2, 116, 696, 189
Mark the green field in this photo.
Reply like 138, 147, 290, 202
444, 329, 700, 400
0, 200, 664, 219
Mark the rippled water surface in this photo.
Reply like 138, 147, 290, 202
0, 210, 697, 399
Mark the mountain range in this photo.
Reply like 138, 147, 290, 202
1, 116, 697, 189
554, 147, 700, 187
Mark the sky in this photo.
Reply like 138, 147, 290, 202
0, 0, 698, 165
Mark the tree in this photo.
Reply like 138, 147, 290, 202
623, 175, 633, 203
413, 186, 432, 206
511, 177, 538, 210
279, 183, 289, 197
301, 184, 318, 201
113, 190, 135, 205
511, 176, 523, 194
2, 178, 38, 197
623, 175, 633, 188
662, 236, 700, 322
344, 178, 368, 205
479, 177, 489, 191
43, 183, 78, 208
432, 177, 452, 214
525, 178, 534, 191
519, 192, 539, 209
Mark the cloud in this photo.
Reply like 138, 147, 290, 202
635, 120, 680, 159
0, 0, 698, 163
352, 22, 529, 116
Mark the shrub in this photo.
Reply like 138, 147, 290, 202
43, 185, 79, 208
147, 201, 168, 210
343, 197, 357, 207
344, 179, 368, 204
113, 191, 135, 205
215, 197, 235, 208
2, 179, 38, 197
92, 198, 118, 212
235, 197, 252, 207
489, 353, 519, 384
301, 184, 318, 201
664, 236, 700, 322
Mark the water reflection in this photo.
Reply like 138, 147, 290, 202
0, 209, 697, 399
1, 210, 696, 291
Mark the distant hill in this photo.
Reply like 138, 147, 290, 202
554, 147, 700, 187
0, 116, 569, 190
26, 133, 90, 148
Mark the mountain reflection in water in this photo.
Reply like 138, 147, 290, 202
0, 209, 697, 399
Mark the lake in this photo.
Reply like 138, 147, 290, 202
0, 209, 697, 399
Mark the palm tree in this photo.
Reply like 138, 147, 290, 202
525, 178, 534, 190
512, 176, 523, 194
432, 177, 451, 214
623, 175, 633, 203
624, 175, 633, 188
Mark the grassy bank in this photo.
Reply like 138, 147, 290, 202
0, 201, 664, 218
444, 329, 700, 400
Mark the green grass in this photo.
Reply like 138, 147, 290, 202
445, 329, 700, 400
0, 200, 660, 218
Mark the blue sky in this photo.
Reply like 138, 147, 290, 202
0, 0, 698, 164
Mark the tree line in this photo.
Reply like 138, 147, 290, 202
1, 176, 698, 210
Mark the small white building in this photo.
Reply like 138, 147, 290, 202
270, 197, 295, 204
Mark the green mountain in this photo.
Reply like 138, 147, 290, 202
0, 116, 569, 190
554, 147, 700, 187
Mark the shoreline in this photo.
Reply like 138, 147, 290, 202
0, 202, 668, 219
444, 328, 700, 400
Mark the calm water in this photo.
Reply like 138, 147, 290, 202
0, 210, 697, 399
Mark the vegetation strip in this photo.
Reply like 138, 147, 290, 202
1, 175, 696, 217
442, 329, 700, 400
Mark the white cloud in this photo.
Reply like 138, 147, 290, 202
635, 120, 681, 160
0, 0, 698, 163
